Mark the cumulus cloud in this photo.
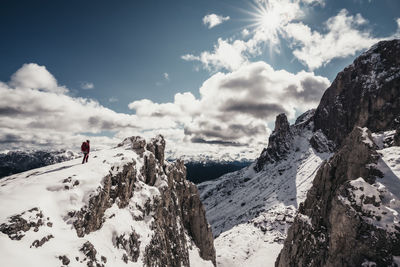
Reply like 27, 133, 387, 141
80, 81, 94, 90
0, 63, 154, 152
1, 62, 329, 160
283, 9, 380, 70
10, 63, 67, 94
203, 14, 230, 29
129, 61, 330, 158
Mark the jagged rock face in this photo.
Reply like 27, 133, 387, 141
314, 39, 400, 146
394, 128, 400, 146
144, 160, 216, 266
276, 127, 400, 266
255, 113, 293, 171
255, 110, 324, 172
72, 162, 137, 237
72, 135, 216, 266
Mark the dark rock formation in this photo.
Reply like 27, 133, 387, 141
58, 255, 70, 265
72, 135, 216, 266
0, 207, 47, 240
277, 39, 400, 267
255, 110, 320, 172
394, 128, 400, 146
73, 162, 137, 237
255, 113, 293, 171
310, 130, 335, 153
80, 241, 105, 267
115, 231, 141, 263
314, 39, 400, 146
144, 159, 216, 266
276, 127, 399, 266
31, 234, 54, 248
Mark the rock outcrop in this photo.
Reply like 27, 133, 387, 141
276, 127, 400, 266
255, 113, 293, 171
255, 109, 330, 172
73, 135, 216, 266
276, 39, 400, 267
314, 39, 400, 146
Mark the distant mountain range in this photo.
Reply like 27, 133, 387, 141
0, 150, 79, 178
0, 149, 251, 184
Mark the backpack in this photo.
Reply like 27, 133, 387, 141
81, 142, 88, 152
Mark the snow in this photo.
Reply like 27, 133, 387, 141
188, 244, 214, 267
360, 127, 374, 147
214, 224, 282, 267
198, 124, 332, 266
338, 135, 400, 233
0, 141, 211, 266
372, 130, 396, 149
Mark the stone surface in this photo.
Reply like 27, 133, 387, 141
254, 113, 293, 171
314, 39, 400, 146
276, 127, 399, 267
72, 135, 215, 266
0, 207, 46, 240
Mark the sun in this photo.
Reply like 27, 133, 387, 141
253, 1, 283, 33
242, 0, 298, 42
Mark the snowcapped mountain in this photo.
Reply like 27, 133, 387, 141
0, 135, 216, 266
0, 150, 79, 178
198, 39, 400, 266
198, 110, 333, 266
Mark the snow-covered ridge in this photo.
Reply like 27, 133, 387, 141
0, 149, 79, 178
198, 112, 332, 266
0, 135, 215, 267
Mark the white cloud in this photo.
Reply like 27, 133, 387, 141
283, 9, 380, 70
163, 72, 169, 80
80, 81, 94, 90
185, 3, 400, 72
1, 62, 329, 160
10, 63, 67, 94
183, 0, 303, 71
301, 0, 325, 6
109, 97, 118, 103
203, 14, 230, 29
0, 63, 157, 152
129, 61, 330, 159
241, 29, 250, 37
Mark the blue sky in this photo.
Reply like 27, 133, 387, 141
0, 0, 399, 160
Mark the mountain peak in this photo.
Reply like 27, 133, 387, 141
274, 113, 290, 132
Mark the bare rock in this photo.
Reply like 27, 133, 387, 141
0, 207, 45, 240
314, 39, 400, 146
58, 255, 70, 265
30, 234, 54, 248
115, 231, 141, 262
276, 127, 398, 267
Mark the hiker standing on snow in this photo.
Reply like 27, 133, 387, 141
81, 140, 90, 164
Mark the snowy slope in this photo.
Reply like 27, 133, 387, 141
0, 137, 213, 267
198, 119, 332, 266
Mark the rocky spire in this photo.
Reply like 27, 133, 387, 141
274, 113, 290, 132
254, 113, 293, 171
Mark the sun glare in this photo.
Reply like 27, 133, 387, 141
254, 2, 282, 33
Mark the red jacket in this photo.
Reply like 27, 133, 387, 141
81, 142, 90, 153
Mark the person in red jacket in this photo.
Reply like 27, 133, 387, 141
81, 140, 90, 164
